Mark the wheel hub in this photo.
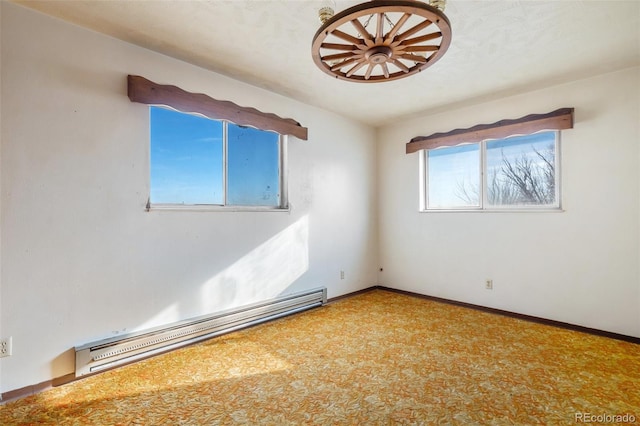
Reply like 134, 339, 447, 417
365, 46, 393, 64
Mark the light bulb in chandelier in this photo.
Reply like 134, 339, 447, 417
318, 0, 336, 24
318, 7, 335, 24
429, 0, 446, 12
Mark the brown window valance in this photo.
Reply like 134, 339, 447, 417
128, 75, 308, 140
406, 108, 574, 154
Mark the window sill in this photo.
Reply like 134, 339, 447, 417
147, 204, 291, 213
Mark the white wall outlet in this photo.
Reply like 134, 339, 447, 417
485, 279, 493, 290
340, 270, 345, 280
0, 337, 12, 358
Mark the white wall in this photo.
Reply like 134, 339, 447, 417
0, 2, 378, 393
378, 66, 640, 338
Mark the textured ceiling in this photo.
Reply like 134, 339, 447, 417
12, 0, 640, 126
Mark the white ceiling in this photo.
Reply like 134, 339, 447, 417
12, 0, 640, 126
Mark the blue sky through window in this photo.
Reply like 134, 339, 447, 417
150, 106, 281, 207
150, 107, 223, 204
228, 124, 280, 207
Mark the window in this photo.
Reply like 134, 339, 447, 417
407, 108, 573, 212
150, 106, 286, 209
129, 75, 307, 209
423, 131, 560, 211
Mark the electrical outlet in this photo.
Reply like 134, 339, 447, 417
485, 279, 493, 290
0, 337, 12, 358
340, 270, 345, 280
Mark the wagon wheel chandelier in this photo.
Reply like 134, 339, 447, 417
311, 0, 452, 83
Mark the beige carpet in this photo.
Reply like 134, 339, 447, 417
1, 289, 639, 425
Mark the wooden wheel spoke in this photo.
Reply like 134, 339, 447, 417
321, 42, 358, 51
364, 63, 375, 80
331, 57, 359, 71
390, 58, 410, 73
395, 19, 433, 43
424, 51, 438, 62
381, 63, 390, 78
321, 52, 356, 62
400, 32, 442, 46
400, 53, 427, 63
346, 60, 367, 77
351, 18, 374, 46
375, 13, 384, 44
331, 29, 363, 46
402, 45, 439, 53
384, 13, 411, 44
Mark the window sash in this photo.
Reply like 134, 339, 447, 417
482, 132, 560, 210
226, 123, 282, 207
424, 143, 481, 210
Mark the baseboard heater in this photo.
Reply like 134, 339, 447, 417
75, 287, 327, 377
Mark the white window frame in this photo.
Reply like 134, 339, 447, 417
420, 131, 562, 212
148, 108, 289, 212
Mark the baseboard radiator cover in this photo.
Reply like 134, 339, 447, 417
75, 287, 327, 377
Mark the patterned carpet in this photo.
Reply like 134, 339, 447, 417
1, 289, 639, 425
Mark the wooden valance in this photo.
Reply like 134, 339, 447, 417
406, 108, 574, 154
128, 75, 308, 140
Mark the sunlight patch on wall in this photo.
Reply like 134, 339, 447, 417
128, 216, 309, 338
200, 215, 310, 311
